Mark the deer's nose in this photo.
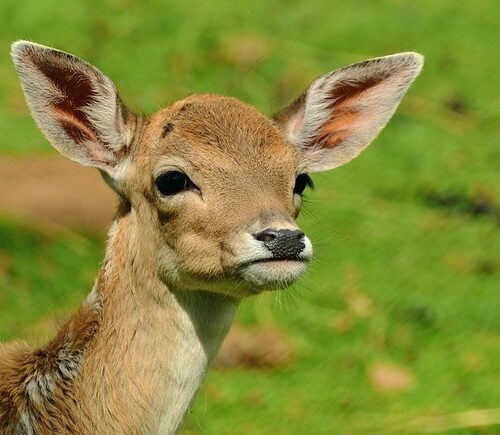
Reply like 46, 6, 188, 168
253, 228, 306, 259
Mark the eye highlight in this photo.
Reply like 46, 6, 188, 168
293, 173, 314, 195
155, 171, 197, 196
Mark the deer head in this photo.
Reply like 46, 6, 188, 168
11, 41, 422, 299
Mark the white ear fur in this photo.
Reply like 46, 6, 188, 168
11, 40, 133, 174
275, 53, 423, 172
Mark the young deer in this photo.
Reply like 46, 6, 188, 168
1, 41, 422, 434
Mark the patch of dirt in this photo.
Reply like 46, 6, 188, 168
215, 324, 294, 370
0, 156, 116, 233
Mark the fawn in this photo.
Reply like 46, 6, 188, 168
1, 41, 422, 434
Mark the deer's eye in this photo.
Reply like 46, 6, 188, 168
293, 173, 314, 195
155, 171, 197, 196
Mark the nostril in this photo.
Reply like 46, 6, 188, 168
260, 234, 275, 242
254, 229, 278, 242
293, 230, 305, 240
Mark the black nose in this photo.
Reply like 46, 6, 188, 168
254, 228, 306, 259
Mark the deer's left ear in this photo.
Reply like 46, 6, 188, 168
274, 53, 423, 172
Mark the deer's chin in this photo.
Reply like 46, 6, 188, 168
238, 259, 308, 291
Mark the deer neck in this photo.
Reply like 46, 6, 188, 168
77, 211, 239, 433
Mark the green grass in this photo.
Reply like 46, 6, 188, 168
1, 0, 499, 433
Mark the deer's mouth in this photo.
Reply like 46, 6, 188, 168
248, 257, 309, 265
237, 257, 309, 290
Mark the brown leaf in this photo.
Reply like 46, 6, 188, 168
215, 324, 293, 370
347, 292, 374, 318
331, 312, 354, 335
368, 362, 415, 394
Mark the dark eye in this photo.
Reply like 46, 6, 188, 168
155, 171, 197, 196
293, 173, 314, 195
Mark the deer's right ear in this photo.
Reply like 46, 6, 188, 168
11, 41, 135, 176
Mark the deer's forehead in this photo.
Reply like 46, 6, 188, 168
139, 96, 300, 174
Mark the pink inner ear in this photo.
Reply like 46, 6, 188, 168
317, 109, 359, 148
31, 55, 100, 144
314, 74, 388, 149
55, 109, 98, 143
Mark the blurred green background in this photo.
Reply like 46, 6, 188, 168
0, 0, 499, 433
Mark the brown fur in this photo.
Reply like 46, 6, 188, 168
0, 286, 101, 434
0, 96, 303, 434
